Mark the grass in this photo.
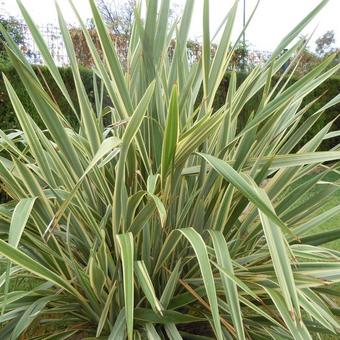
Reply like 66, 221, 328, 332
311, 172, 340, 250
293, 170, 340, 250
294, 170, 340, 340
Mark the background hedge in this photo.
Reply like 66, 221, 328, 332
0, 65, 339, 151
214, 72, 340, 151
0, 65, 94, 131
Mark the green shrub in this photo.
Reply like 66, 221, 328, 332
0, 0, 340, 339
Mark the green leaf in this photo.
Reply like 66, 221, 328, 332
135, 261, 163, 315
2, 198, 36, 314
297, 229, 340, 246
293, 204, 340, 236
178, 228, 223, 340
8, 198, 36, 248
202, 0, 210, 105
148, 194, 167, 228
161, 84, 179, 183
265, 288, 312, 340
257, 189, 300, 322
209, 231, 245, 339
0, 239, 80, 298
10, 296, 54, 340
199, 153, 288, 231
88, 0, 133, 113
56, 2, 101, 154
45, 136, 121, 237
16, 0, 77, 116
113, 81, 155, 234
89, 256, 106, 298
147, 174, 159, 195
145, 323, 162, 340
108, 309, 126, 340
5, 46, 84, 177
160, 260, 182, 308
116, 233, 134, 340
96, 282, 117, 337
134, 308, 204, 324
164, 323, 183, 340
3, 76, 56, 187
297, 289, 337, 332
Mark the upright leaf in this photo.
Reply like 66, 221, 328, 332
161, 84, 179, 183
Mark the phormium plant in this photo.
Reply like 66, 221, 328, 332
0, 0, 340, 339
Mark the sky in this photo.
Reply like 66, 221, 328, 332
1, 0, 339, 51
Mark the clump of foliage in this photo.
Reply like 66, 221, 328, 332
69, 26, 128, 67
0, 13, 39, 67
230, 41, 249, 71
316, 30, 337, 57
72, 0, 181, 67
96, 0, 135, 39
293, 30, 340, 76
0, 0, 340, 339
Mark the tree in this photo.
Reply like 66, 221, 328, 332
96, 0, 135, 39
73, 0, 181, 67
95, 0, 181, 37
0, 15, 25, 65
0, 15, 38, 65
69, 25, 128, 68
69, 1, 136, 67
315, 30, 336, 56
